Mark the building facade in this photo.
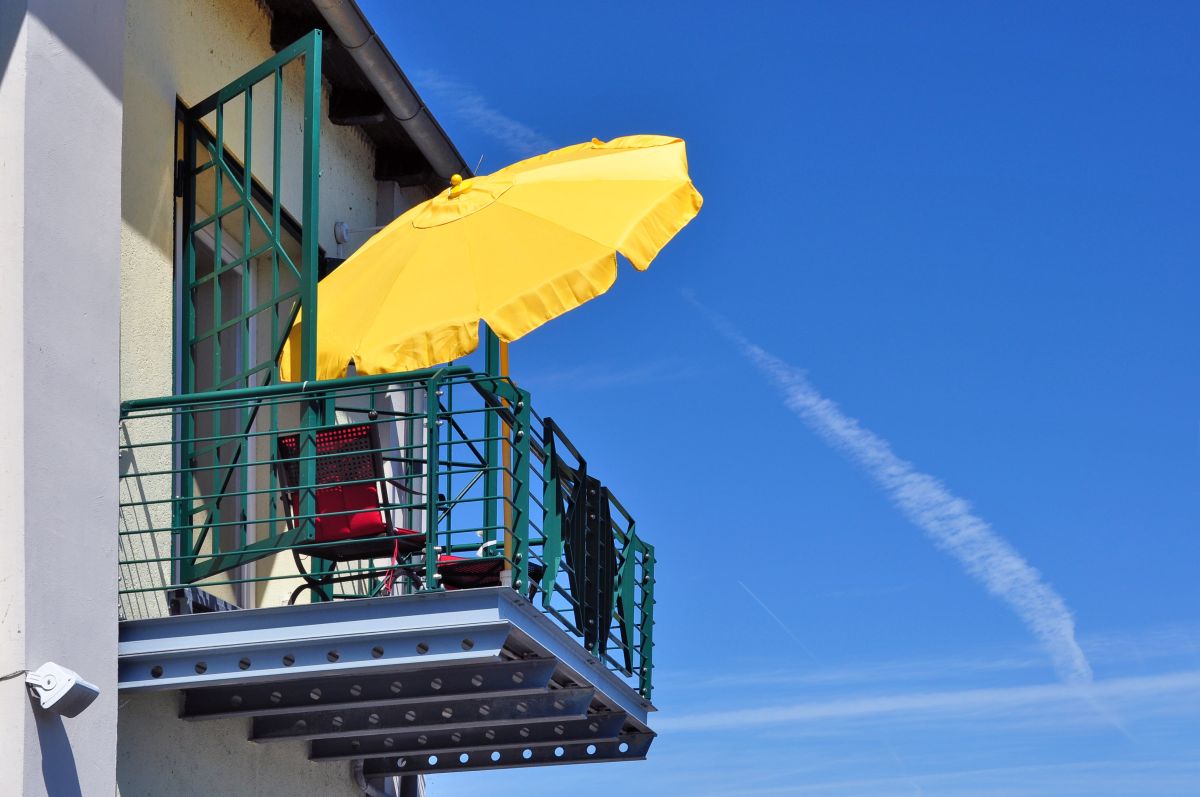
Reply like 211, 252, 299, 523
2, 1, 656, 795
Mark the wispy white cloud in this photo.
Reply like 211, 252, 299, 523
451, 624, 1200, 797
659, 653, 1045, 693
659, 623, 1200, 693
657, 669, 1200, 732
1081, 624, 1200, 665
687, 759, 1200, 797
414, 69, 553, 158
690, 298, 1092, 686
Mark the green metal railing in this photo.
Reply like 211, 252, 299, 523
118, 370, 656, 698
128, 27, 655, 699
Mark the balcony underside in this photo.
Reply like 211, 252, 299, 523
118, 587, 654, 775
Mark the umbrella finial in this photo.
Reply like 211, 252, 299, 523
450, 173, 463, 187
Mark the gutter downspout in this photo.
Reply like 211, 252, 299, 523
312, 0, 471, 180
352, 760, 390, 797
352, 760, 425, 797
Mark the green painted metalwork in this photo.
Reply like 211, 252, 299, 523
424, 369, 445, 591
122, 366, 470, 414
613, 530, 637, 669
482, 331, 501, 546
296, 32, 323, 595
120, 368, 656, 698
177, 31, 322, 584
510, 387, 533, 593
639, 540, 656, 700
539, 431, 563, 603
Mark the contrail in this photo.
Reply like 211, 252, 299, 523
694, 299, 1092, 685
737, 580, 819, 663
414, 69, 553, 157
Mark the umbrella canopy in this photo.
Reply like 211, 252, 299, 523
280, 134, 702, 381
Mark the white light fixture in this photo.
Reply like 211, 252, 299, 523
334, 220, 387, 257
25, 662, 100, 717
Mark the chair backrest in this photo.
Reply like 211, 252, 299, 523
276, 423, 389, 544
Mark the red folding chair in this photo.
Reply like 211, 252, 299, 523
278, 422, 542, 600
276, 422, 424, 602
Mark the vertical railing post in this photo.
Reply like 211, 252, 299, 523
639, 541, 656, 701
301, 390, 332, 602
539, 424, 562, 606
210, 94, 226, 559
297, 28, 322, 384
482, 334, 500, 547
613, 523, 637, 675
237, 85, 254, 565
423, 372, 443, 591
510, 388, 533, 596
177, 122, 198, 584
296, 28, 322, 562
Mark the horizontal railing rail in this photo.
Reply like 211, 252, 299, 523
118, 369, 655, 699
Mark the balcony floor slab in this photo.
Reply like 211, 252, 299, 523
117, 587, 654, 776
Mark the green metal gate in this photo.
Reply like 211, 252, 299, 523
176, 31, 323, 584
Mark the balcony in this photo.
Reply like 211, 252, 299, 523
117, 367, 656, 775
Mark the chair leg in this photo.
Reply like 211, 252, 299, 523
287, 572, 336, 605
292, 548, 336, 603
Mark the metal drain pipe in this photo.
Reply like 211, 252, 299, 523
312, 0, 470, 180
352, 760, 390, 797
352, 761, 425, 797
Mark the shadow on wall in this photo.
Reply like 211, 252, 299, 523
117, 692, 362, 797
0, 1, 20, 82
35, 705, 84, 797
2, 2, 124, 97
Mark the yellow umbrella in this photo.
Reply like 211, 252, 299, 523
280, 134, 702, 381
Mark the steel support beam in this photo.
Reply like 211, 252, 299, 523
363, 733, 655, 776
495, 592, 654, 729
183, 659, 557, 720
310, 712, 627, 761
252, 688, 595, 742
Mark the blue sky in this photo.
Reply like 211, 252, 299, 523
362, 2, 1199, 794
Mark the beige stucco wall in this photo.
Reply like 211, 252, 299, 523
3, 2, 126, 792
121, 0, 379, 403
115, 3, 414, 794
118, 0, 406, 620
116, 692, 362, 797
